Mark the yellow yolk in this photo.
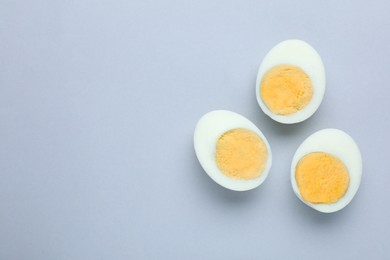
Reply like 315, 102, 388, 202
295, 152, 350, 204
260, 65, 313, 115
215, 128, 267, 180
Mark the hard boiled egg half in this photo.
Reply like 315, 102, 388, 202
194, 110, 272, 191
256, 39, 326, 124
291, 129, 362, 213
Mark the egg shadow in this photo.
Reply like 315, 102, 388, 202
189, 146, 268, 207
286, 185, 356, 225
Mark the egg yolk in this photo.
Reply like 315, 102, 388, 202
215, 128, 267, 180
295, 152, 350, 204
260, 65, 313, 115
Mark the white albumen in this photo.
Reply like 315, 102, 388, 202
291, 129, 362, 213
194, 110, 272, 191
256, 39, 326, 124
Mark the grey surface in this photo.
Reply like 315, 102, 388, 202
1, 0, 390, 259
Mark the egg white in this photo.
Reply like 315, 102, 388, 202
194, 110, 272, 191
290, 129, 362, 213
256, 39, 326, 124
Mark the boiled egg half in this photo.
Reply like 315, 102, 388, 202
256, 39, 326, 124
194, 110, 272, 191
291, 129, 362, 213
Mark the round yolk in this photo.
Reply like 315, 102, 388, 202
295, 152, 350, 204
260, 64, 313, 115
215, 128, 267, 180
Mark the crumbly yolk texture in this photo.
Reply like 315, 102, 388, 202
295, 152, 350, 204
260, 65, 313, 115
215, 128, 267, 180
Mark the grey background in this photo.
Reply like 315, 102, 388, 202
1, 0, 390, 259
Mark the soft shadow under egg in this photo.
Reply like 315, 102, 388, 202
190, 147, 267, 205
286, 186, 353, 224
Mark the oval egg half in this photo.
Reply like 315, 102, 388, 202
290, 129, 362, 213
194, 110, 272, 191
256, 39, 326, 124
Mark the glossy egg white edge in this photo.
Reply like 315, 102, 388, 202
256, 39, 326, 124
290, 129, 362, 213
194, 110, 272, 191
